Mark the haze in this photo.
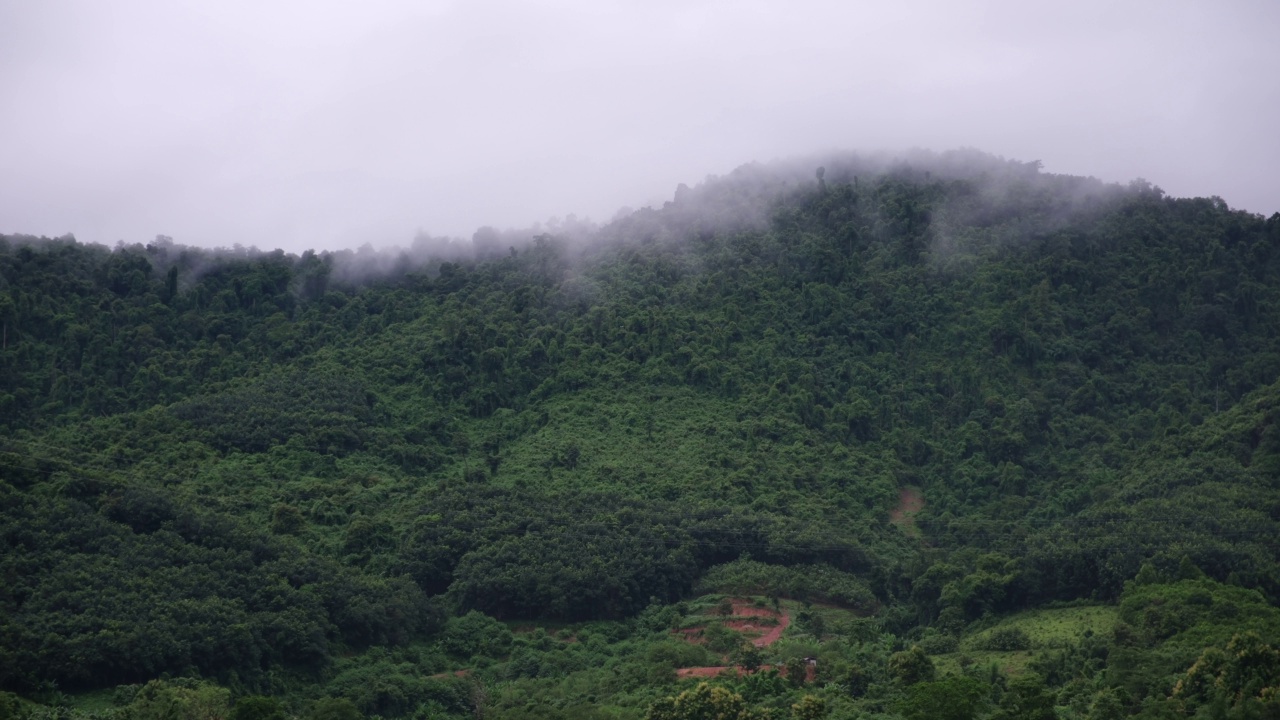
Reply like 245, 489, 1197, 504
3, 0, 1277, 253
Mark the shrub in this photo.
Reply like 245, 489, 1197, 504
442, 610, 512, 658
918, 632, 959, 654
230, 696, 285, 720
977, 627, 1031, 651
703, 622, 747, 654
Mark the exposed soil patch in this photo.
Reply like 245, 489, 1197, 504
734, 599, 788, 647
677, 666, 732, 678
726, 605, 778, 618
675, 599, 789, 649
674, 599, 795, 678
889, 486, 924, 533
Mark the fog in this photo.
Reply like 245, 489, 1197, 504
2, 0, 1277, 253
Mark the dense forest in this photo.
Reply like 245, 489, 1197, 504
2, 149, 1278, 720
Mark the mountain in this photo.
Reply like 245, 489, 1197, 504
2, 149, 1278, 719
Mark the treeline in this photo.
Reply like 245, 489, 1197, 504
0, 468, 437, 691
0, 455, 882, 692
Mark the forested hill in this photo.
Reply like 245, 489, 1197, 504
2, 150, 1279, 719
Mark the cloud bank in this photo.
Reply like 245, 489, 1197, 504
2, 0, 1277, 252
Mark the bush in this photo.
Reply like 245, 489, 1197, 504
230, 696, 285, 720
325, 661, 469, 717
306, 698, 362, 720
0, 692, 27, 720
918, 632, 959, 654
637, 600, 682, 634
442, 610, 512, 658
647, 640, 716, 669
976, 627, 1031, 651
125, 679, 231, 720
888, 646, 936, 685
702, 622, 746, 654
697, 560, 877, 611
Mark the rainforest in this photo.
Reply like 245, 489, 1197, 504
2, 150, 1278, 720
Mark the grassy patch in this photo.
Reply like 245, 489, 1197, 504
933, 605, 1118, 676
65, 689, 117, 713
934, 649, 1036, 677
961, 605, 1118, 652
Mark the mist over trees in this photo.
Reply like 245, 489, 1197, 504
2, 149, 1279, 719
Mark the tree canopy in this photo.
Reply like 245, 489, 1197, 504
2, 149, 1278, 719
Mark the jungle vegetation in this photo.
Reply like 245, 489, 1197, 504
2, 150, 1278, 719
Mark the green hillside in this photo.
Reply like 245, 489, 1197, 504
2, 150, 1278, 719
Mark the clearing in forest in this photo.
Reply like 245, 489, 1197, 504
675, 598, 789, 648
931, 604, 1119, 676
889, 485, 924, 534
673, 597, 798, 679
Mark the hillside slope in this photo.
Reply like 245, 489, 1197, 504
2, 149, 1278, 718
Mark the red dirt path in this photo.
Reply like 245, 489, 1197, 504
889, 486, 924, 530
673, 599, 794, 678
676, 599, 789, 648
677, 666, 733, 678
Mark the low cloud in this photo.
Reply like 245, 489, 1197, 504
2, 1, 1277, 253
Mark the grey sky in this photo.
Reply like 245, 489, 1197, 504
2, 0, 1277, 253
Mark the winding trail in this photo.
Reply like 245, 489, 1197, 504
673, 599, 792, 679
889, 485, 924, 533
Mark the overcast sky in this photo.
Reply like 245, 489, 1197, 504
2, 0, 1277, 253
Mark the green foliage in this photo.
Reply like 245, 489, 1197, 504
304, 698, 362, 720
896, 675, 988, 720
122, 679, 230, 720
646, 683, 767, 720
0, 693, 27, 720
1086, 688, 1128, 720
734, 643, 764, 674
976, 627, 1031, 652
992, 673, 1055, 720
441, 611, 512, 659
1173, 632, 1280, 712
789, 694, 825, 720
916, 630, 959, 654
783, 657, 808, 688
170, 370, 375, 455
2, 151, 1280, 719
646, 639, 718, 671
637, 599, 684, 634
888, 646, 936, 685
229, 696, 284, 720
324, 657, 469, 717
696, 560, 876, 611
701, 622, 746, 655
1118, 577, 1280, 649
